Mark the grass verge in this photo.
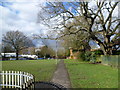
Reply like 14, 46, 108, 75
2, 60, 57, 82
65, 59, 118, 88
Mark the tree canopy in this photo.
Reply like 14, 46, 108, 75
38, 1, 120, 55
2, 30, 34, 60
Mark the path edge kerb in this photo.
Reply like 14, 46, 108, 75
35, 81, 66, 89
50, 60, 60, 81
63, 60, 72, 88
51, 60, 72, 88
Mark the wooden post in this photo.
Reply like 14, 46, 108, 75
20, 71, 22, 88
6, 71, 8, 88
27, 73, 29, 87
17, 71, 19, 87
12, 71, 14, 88
9, 71, 11, 88
32, 75, 34, 89
15, 71, 17, 88
1, 71, 34, 89
2, 71, 4, 88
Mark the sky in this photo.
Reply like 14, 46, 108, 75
0, 0, 51, 47
0, 0, 69, 49
0, 0, 119, 49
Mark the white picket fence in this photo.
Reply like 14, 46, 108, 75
0, 71, 34, 89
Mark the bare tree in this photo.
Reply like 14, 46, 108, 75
2, 30, 34, 60
2, 43, 14, 53
38, 0, 120, 55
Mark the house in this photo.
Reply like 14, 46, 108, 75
1, 53, 38, 60
1, 53, 16, 57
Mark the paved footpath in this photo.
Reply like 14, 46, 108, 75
51, 60, 71, 88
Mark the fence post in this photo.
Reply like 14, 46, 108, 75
15, 71, 17, 88
9, 71, 11, 88
6, 71, 8, 88
31, 75, 34, 89
2, 71, 4, 88
32, 79, 34, 89
20, 71, 22, 88
26, 73, 29, 88
32, 75, 35, 90
20, 71, 23, 88
0, 71, 34, 89
0, 71, 1, 89
24, 72, 26, 89
17, 71, 20, 87
12, 71, 14, 88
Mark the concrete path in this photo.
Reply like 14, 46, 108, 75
51, 60, 71, 88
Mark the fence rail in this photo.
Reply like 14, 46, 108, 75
100, 55, 119, 68
0, 71, 34, 89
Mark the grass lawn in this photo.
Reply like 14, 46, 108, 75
2, 60, 57, 82
65, 59, 118, 88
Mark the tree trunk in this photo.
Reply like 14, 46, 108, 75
102, 49, 108, 55
101, 46, 113, 55
16, 51, 19, 60
106, 47, 113, 55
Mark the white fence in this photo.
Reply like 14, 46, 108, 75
0, 71, 34, 89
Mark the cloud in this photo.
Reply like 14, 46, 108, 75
0, 1, 52, 48
11, 2, 39, 21
0, 1, 48, 40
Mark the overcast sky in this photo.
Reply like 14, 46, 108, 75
0, 0, 118, 49
0, 0, 50, 46
0, 1, 45, 34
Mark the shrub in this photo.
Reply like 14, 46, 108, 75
80, 51, 92, 61
113, 50, 120, 55
81, 51, 101, 63
93, 50, 104, 55
89, 52, 96, 63
75, 51, 85, 61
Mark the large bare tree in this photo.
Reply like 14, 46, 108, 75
38, 0, 120, 55
2, 30, 34, 60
